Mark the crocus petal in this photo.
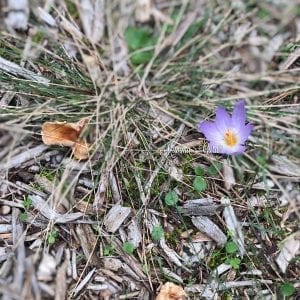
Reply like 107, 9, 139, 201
238, 123, 254, 143
215, 107, 232, 131
230, 145, 246, 155
232, 100, 246, 128
222, 144, 246, 155
199, 121, 223, 143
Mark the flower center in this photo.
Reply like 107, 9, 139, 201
224, 130, 238, 147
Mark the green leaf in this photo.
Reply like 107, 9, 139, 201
225, 241, 239, 254
125, 27, 151, 50
131, 51, 153, 65
23, 196, 32, 211
194, 166, 205, 176
19, 212, 28, 222
280, 282, 295, 297
103, 244, 115, 256
124, 26, 157, 65
151, 225, 164, 241
164, 190, 179, 206
47, 229, 58, 245
122, 241, 135, 255
207, 162, 222, 176
193, 176, 207, 192
228, 258, 241, 269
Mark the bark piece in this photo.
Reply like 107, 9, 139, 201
182, 198, 222, 216
75, 224, 99, 266
127, 218, 142, 248
104, 204, 131, 233
30, 195, 84, 223
0, 145, 48, 170
192, 216, 227, 246
55, 260, 68, 300
269, 155, 300, 177
0, 56, 48, 84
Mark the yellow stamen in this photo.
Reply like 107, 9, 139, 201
224, 130, 238, 147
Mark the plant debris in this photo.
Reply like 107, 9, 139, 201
41, 118, 90, 160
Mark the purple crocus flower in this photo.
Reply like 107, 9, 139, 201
199, 100, 253, 155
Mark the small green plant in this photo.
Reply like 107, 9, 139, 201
122, 241, 135, 255
125, 26, 157, 65
280, 282, 295, 298
207, 162, 222, 177
151, 225, 164, 241
224, 241, 241, 270
225, 241, 239, 254
20, 196, 33, 222
194, 166, 205, 176
19, 212, 28, 222
210, 240, 242, 270
23, 196, 32, 211
47, 229, 58, 245
103, 243, 115, 256
142, 264, 150, 275
227, 257, 241, 270
193, 176, 207, 192
164, 190, 179, 206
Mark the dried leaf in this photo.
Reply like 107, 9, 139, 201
156, 282, 187, 300
276, 232, 300, 273
41, 118, 90, 160
222, 198, 245, 257
222, 159, 236, 190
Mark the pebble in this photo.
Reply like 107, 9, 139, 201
28, 165, 40, 173
0, 205, 11, 215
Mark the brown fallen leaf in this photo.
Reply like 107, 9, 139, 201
156, 282, 187, 300
41, 118, 90, 160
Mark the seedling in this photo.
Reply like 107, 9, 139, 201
151, 225, 164, 241
164, 190, 179, 206
123, 241, 135, 255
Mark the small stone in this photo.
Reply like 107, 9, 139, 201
28, 165, 40, 173
0, 205, 11, 215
